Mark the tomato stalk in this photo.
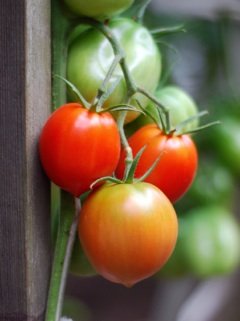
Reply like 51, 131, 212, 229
45, 194, 81, 321
117, 110, 133, 179
50, 0, 70, 247
132, 0, 151, 23
50, 0, 71, 248
46, 1, 82, 321
93, 53, 123, 111
52, 0, 70, 109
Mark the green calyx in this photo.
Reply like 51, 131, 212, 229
90, 145, 161, 189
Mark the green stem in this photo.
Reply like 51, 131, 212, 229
47, 1, 79, 321
52, 0, 70, 110
51, 0, 71, 246
117, 110, 133, 180
150, 24, 186, 37
137, 86, 170, 132
45, 194, 81, 321
94, 53, 123, 111
134, 0, 151, 23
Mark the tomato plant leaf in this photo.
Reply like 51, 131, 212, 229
174, 110, 208, 134
134, 154, 162, 183
151, 24, 186, 38
54, 74, 91, 109
90, 176, 123, 189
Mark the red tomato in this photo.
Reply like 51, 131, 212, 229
39, 103, 120, 196
79, 182, 178, 287
116, 124, 198, 203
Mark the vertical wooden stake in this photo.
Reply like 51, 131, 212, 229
0, 1, 51, 320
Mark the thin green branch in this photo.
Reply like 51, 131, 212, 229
150, 24, 186, 37
137, 86, 170, 132
51, 0, 70, 110
94, 54, 123, 111
177, 120, 221, 136
135, 153, 162, 183
90, 176, 123, 189
95, 76, 121, 111
173, 110, 208, 134
133, 0, 151, 23
125, 146, 146, 183
45, 194, 81, 321
103, 102, 146, 114
117, 111, 133, 180
134, 99, 159, 125
51, 0, 70, 250
54, 75, 91, 109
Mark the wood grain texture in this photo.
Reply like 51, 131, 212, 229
0, 0, 51, 320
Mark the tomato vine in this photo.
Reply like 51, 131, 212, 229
43, 0, 220, 320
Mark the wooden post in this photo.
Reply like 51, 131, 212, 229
0, 1, 51, 320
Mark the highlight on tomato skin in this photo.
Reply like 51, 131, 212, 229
78, 182, 178, 287
39, 102, 121, 196
116, 124, 198, 203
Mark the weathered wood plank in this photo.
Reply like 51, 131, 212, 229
0, 1, 51, 320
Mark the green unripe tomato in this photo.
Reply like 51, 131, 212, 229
159, 217, 190, 278
131, 86, 199, 131
208, 117, 240, 176
63, 0, 134, 19
160, 206, 240, 278
182, 206, 240, 277
70, 237, 97, 277
67, 17, 161, 123
156, 86, 199, 131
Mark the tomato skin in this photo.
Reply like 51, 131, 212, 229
79, 182, 178, 287
63, 0, 134, 19
116, 124, 198, 203
67, 18, 161, 123
39, 103, 120, 196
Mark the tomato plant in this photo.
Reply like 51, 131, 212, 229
67, 17, 161, 123
116, 124, 198, 203
79, 182, 178, 287
39, 103, 120, 196
63, 0, 134, 19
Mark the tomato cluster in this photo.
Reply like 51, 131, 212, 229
40, 0, 239, 288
